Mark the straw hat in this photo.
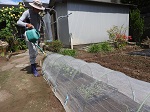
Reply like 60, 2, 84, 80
29, 0, 45, 10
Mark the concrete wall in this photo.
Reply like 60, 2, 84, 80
55, 3, 70, 46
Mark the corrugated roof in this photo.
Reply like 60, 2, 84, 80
49, 0, 132, 7
81, 0, 120, 3
50, 0, 120, 3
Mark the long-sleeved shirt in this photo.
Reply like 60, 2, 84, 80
17, 9, 41, 31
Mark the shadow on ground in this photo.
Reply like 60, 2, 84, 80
20, 63, 41, 75
20, 65, 31, 74
128, 49, 150, 57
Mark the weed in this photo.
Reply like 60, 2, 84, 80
45, 40, 63, 53
60, 48, 77, 57
99, 42, 114, 52
87, 42, 113, 53
87, 44, 100, 53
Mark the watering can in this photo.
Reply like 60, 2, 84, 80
25, 29, 40, 43
25, 29, 46, 55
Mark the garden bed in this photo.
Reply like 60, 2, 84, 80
75, 45, 150, 83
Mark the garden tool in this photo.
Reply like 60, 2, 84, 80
25, 28, 46, 56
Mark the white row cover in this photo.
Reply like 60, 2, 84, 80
42, 53, 150, 112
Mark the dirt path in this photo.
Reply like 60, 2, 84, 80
0, 51, 65, 112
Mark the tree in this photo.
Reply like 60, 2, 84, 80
120, 0, 150, 8
130, 9, 144, 45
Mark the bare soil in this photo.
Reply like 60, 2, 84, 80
75, 45, 150, 83
0, 51, 65, 112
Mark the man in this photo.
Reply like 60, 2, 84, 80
17, 0, 45, 77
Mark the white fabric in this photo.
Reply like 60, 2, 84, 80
42, 54, 150, 112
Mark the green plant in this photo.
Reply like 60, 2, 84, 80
0, 3, 26, 37
77, 81, 115, 101
87, 42, 113, 53
0, 28, 14, 41
60, 48, 77, 57
107, 25, 132, 48
99, 42, 114, 52
0, 3, 27, 52
0, 28, 27, 52
130, 9, 144, 45
17, 38, 27, 50
45, 40, 63, 52
87, 44, 101, 53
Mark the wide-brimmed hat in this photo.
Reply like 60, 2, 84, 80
29, 0, 45, 10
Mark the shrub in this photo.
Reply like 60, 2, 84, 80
87, 42, 113, 53
130, 9, 144, 45
60, 49, 77, 57
0, 28, 14, 41
107, 25, 132, 48
99, 42, 114, 52
87, 44, 101, 53
0, 3, 26, 36
45, 40, 63, 52
17, 38, 27, 50
0, 3, 27, 52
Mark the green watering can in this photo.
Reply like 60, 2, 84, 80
25, 29, 40, 43
25, 29, 46, 55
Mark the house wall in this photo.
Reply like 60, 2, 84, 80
55, 3, 70, 46
67, 2, 129, 45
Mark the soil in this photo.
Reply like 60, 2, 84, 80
0, 51, 65, 112
75, 44, 150, 83
0, 44, 150, 112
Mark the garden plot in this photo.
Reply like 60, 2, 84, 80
42, 53, 150, 112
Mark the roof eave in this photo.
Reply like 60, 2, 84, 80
49, 0, 135, 8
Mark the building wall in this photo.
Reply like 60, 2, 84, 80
67, 2, 129, 45
55, 3, 70, 46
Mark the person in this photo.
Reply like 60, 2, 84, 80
17, 0, 45, 77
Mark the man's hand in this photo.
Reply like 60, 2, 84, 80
26, 23, 34, 29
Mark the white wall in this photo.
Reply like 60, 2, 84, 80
67, 2, 129, 45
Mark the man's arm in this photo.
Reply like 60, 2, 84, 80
17, 10, 33, 29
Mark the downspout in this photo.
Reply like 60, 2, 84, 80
53, 9, 59, 40
49, 9, 59, 40
47, 0, 59, 40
